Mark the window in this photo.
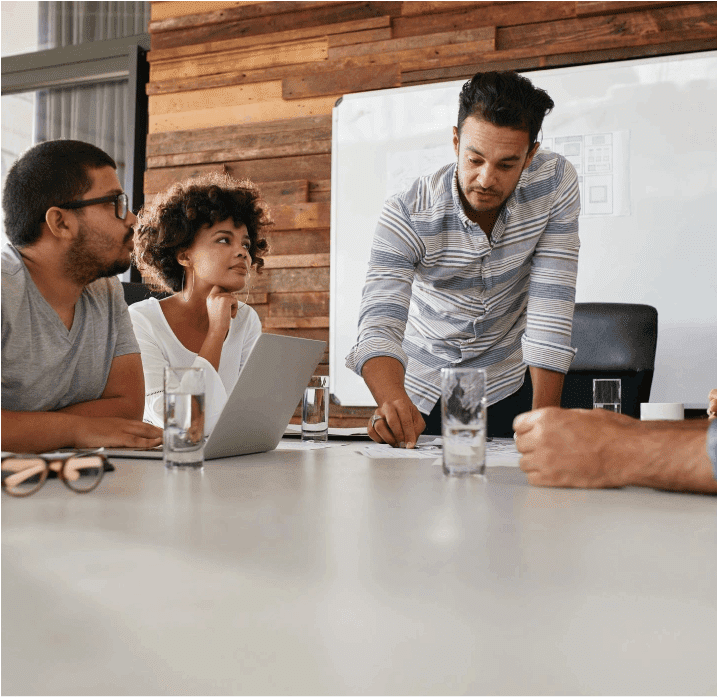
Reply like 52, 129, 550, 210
1, 1, 150, 280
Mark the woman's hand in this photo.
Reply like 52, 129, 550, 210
206, 285, 238, 337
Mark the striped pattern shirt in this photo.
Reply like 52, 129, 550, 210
345, 153, 580, 414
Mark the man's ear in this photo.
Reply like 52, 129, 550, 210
523, 141, 541, 170
44, 207, 77, 242
452, 126, 460, 159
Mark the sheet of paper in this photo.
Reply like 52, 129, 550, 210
276, 440, 349, 451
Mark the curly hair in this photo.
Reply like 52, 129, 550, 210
458, 71, 554, 147
133, 172, 271, 293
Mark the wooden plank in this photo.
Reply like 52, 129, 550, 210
245, 292, 268, 305
327, 26, 495, 60
575, 2, 690, 18
271, 203, 331, 230
326, 26, 393, 48
151, 2, 247, 22
250, 267, 329, 293
262, 253, 330, 269
266, 292, 329, 317
150, 2, 403, 52
144, 154, 332, 194
258, 180, 309, 205
147, 115, 332, 156
263, 316, 329, 329
148, 95, 337, 133
282, 39, 497, 100
400, 35, 717, 85
147, 140, 331, 168
496, 4, 716, 52
149, 81, 283, 116
392, 2, 576, 38
265, 229, 330, 255
150, 39, 327, 82
143, 180, 310, 207
147, 16, 391, 62
400, 1, 513, 16
283, 65, 401, 100
150, 2, 350, 32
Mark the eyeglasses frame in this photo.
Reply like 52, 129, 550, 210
56, 192, 130, 221
1, 449, 109, 497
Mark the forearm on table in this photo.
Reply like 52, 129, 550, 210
622, 420, 716, 493
529, 365, 565, 409
2, 409, 83, 452
58, 394, 142, 420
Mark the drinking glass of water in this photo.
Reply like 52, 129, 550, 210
593, 378, 621, 413
302, 375, 329, 442
163, 367, 206, 468
441, 367, 487, 476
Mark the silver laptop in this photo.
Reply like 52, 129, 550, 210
105, 333, 326, 460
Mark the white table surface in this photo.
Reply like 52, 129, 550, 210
2, 441, 716, 695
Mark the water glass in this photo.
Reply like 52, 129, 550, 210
593, 378, 621, 413
164, 367, 206, 468
441, 367, 487, 476
302, 375, 329, 442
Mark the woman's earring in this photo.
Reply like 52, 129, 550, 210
181, 267, 193, 302
243, 271, 251, 304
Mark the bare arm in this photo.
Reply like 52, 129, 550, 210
197, 286, 238, 372
1, 409, 162, 454
362, 356, 425, 449
529, 366, 565, 410
514, 407, 716, 493
58, 353, 145, 420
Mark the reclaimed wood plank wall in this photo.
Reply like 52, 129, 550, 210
146, 0, 716, 426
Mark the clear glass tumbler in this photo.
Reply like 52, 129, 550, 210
163, 367, 206, 468
441, 367, 487, 476
302, 375, 329, 442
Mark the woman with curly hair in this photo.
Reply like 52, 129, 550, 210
130, 172, 270, 433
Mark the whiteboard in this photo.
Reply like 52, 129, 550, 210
330, 52, 717, 408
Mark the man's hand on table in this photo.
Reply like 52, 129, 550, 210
513, 407, 630, 488
368, 396, 426, 449
73, 416, 163, 450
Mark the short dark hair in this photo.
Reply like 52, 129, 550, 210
2, 139, 116, 247
133, 172, 270, 293
457, 71, 554, 147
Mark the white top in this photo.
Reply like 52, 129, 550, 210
128, 297, 262, 434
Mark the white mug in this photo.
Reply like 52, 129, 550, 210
640, 402, 684, 421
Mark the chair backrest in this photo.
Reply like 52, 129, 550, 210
121, 281, 170, 306
561, 303, 658, 419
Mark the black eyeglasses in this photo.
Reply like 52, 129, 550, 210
1, 449, 110, 497
57, 192, 130, 220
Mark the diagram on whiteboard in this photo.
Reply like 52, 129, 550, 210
542, 131, 630, 217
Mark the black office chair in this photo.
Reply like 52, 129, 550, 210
560, 303, 658, 419
121, 281, 170, 306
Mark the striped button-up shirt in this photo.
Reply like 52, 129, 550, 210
345, 152, 580, 414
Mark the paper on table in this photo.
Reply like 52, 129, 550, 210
276, 440, 348, 451
284, 424, 369, 438
356, 442, 442, 460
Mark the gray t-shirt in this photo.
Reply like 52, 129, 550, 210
1, 243, 140, 412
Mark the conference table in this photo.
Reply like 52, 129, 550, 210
2, 438, 715, 695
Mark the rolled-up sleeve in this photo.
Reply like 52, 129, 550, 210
521, 158, 581, 374
345, 196, 422, 376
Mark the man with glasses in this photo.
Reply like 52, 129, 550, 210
1, 139, 162, 453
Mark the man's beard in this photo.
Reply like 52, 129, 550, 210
64, 223, 132, 286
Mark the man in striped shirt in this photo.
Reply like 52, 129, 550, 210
346, 71, 580, 447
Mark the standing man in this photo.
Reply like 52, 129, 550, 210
346, 71, 580, 447
2, 140, 163, 453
